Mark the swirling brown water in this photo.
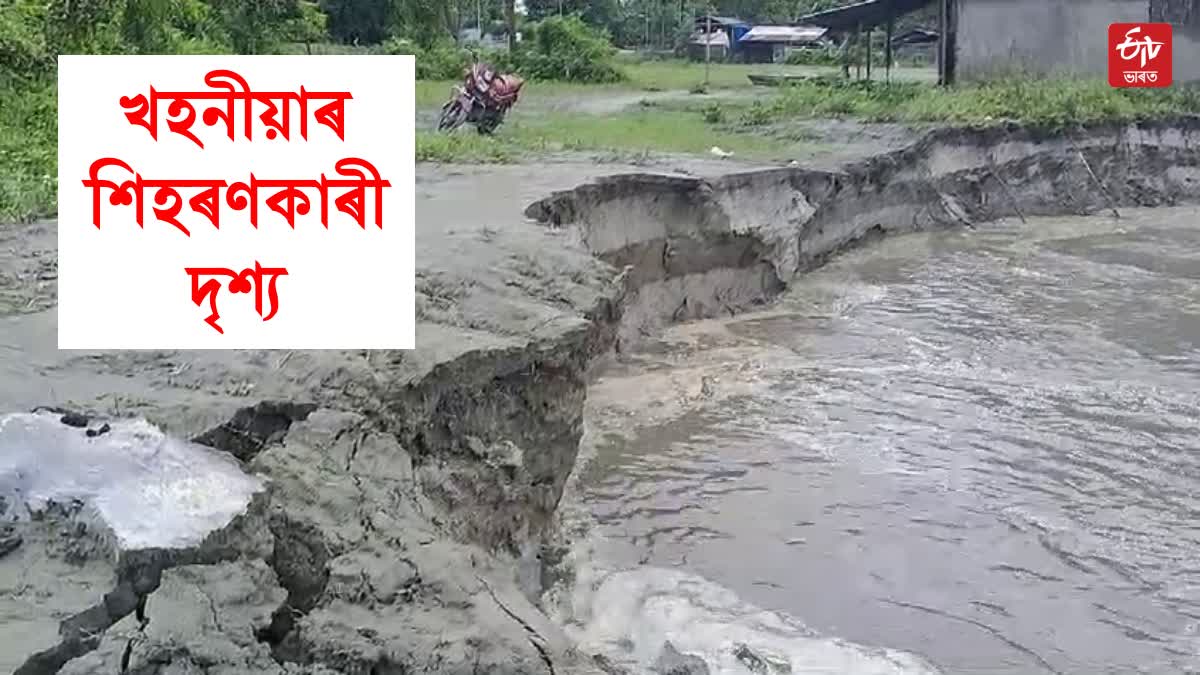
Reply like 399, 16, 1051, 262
574, 207, 1200, 674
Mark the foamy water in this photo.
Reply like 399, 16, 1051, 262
0, 412, 263, 550
551, 531, 941, 675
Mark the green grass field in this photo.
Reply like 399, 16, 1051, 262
0, 80, 56, 223
416, 105, 786, 163
414, 71, 1200, 166
413, 59, 921, 108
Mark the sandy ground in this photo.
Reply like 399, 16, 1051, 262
0, 157, 762, 675
0, 159, 740, 408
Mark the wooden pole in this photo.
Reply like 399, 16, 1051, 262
661, 0, 667, 49
866, 28, 872, 80
945, 0, 957, 85
885, 16, 893, 83
937, 0, 947, 85
705, 14, 712, 85
505, 0, 516, 51
855, 24, 862, 80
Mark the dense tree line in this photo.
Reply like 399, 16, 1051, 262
1, 0, 329, 79
0, 0, 938, 83
0, 0, 520, 77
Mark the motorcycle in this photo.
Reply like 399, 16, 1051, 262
437, 62, 525, 135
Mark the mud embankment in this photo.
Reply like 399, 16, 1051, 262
3, 118, 1198, 675
526, 117, 1200, 347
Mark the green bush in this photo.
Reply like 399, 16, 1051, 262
382, 37, 475, 80
0, 1, 53, 82
784, 48, 839, 67
513, 15, 625, 83
738, 101, 773, 126
701, 103, 724, 124
382, 15, 625, 84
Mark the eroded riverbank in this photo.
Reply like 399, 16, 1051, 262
2, 118, 1198, 674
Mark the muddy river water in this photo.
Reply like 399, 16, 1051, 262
560, 207, 1200, 674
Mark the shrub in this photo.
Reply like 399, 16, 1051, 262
382, 37, 474, 80
513, 15, 625, 83
0, 1, 53, 82
784, 48, 839, 67
384, 16, 625, 84
738, 101, 773, 126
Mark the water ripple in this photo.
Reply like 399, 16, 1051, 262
571, 208, 1200, 674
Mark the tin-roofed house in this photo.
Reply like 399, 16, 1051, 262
687, 29, 732, 61
690, 15, 752, 61
739, 25, 831, 63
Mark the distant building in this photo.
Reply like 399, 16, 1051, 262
692, 15, 752, 60
738, 25, 830, 63
458, 27, 521, 49
945, 0, 1200, 82
799, 0, 935, 77
687, 30, 732, 61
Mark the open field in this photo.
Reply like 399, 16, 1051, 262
414, 59, 938, 108
413, 60, 1200, 166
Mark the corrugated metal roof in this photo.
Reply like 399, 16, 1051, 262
740, 25, 829, 43
799, 0, 935, 32
689, 31, 731, 47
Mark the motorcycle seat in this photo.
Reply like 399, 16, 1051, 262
490, 75, 525, 104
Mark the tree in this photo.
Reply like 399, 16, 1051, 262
44, 0, 123, 54
524, 0, 570, 20
321, 0, 458, 46
321, 0, 391, 44
0, 0, 52, 80
389, 0, 456, 45
283, 0, 328, 53
202, 0, 320, 53
525, 0, 620, 30
505, 0, 516, 50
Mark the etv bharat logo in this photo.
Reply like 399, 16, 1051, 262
1109, 23, 1172, 88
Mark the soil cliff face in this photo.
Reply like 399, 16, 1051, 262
1, 205, 625, 673
526, 118, 1200, 348
3, 117, 1198, 675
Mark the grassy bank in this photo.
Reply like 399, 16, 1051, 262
714, 77, 1200, 129
417, 76, 1200, 165
416, 105, 784, 163
413, 59, 833, 108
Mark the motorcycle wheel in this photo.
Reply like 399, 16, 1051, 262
476, 111, 504, 136
437, 100, 468, 132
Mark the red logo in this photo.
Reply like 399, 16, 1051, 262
1109, 23, 1172, 87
